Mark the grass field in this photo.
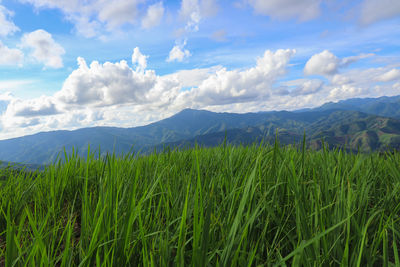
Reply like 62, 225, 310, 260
0, 141, 400, 266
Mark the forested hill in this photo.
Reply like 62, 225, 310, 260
0, 95, 399, 164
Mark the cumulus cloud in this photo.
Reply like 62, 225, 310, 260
304, 50, 373, 76
246, 0, 322, 21
328, 84, 365, 99
331, 67, 392, 87
0, 94, 61, 132
55, 55, 180, 108
320, 65, 400, 102
164, 66, 223, 88
0, 92, 13, 114
5, 96, 59, 117
0, 5, 19, 36
141, 2, 164, 29
376, 69, 400, 82
283, 79, 324, 96
21, 29, 65, 68
331, 74, 352, 85
167, 40, 191, 62
181, 49, 296, 106
360, 0, 400, 25
131, 47, 148, 71
0, 41, 24, 66
304, 50, 340, 76
19, 0, 146, 37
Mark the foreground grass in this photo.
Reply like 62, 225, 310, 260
0, 143, 399, 266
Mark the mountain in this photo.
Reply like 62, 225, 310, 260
0, 109, 278, 164
306, 111, 400, 151
0, 95, 400, 164
160, 110, 400, 153
0, 108, 343, 164
308, 95, 400, 119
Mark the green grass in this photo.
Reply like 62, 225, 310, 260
0, 142, 399, 266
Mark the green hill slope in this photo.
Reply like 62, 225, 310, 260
1, 95, 400, 164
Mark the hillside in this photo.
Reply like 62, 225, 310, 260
0, 95, 400, 164
0, 109, 276, 164
161, 110, 400, 153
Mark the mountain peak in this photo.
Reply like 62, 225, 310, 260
173, 108, 213, 117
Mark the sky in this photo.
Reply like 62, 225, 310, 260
0, 0, 399, 139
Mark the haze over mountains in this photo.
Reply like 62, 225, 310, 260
1, 95, 400, 165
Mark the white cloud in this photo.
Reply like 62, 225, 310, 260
131, 47, 148, 71
393, 82, 400, 91
0, 5, 19, 36
304, 50, 374, 76
179, 0, 199, 20
181, 49, 296, 106
141, 2, 164, 29
1, 48, 399, 140
97, 0, 142, 30
0, 41, 24, 66
178, 0, 217, 33
246, 0, 322, 21
55, 55, 180, 108
164, 66, 223, 88
180, 0, 201, 32
171, 0, 218, 71
0, 94, 61, 132
19, 0, 146, 37
283, 79, 324, 95
167, 40, 191, 62
341, 53, 374, 66
304, 50, 340, 76
69, 15, 101, 38
5, 95, 59, 118
179, 0, 217, 19
321, 66, 400, 102
360, 0, 400, 25
19, 0, 81, 13
376, 69, 400, 82
0, 80, 34, 91
330, 67, 400, 88
0, 92, 13, 114
331, 74, 352, 85
21, 29, 65, 68
328, 84, 366, 99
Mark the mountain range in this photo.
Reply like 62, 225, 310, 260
1, 95, 400, 164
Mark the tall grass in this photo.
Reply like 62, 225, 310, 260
0, 142, 399, 266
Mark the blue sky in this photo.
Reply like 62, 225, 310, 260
0, 0, 399, 139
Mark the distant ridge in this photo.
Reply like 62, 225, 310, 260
0, 95, 399, 164
308, 95, 400, 119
